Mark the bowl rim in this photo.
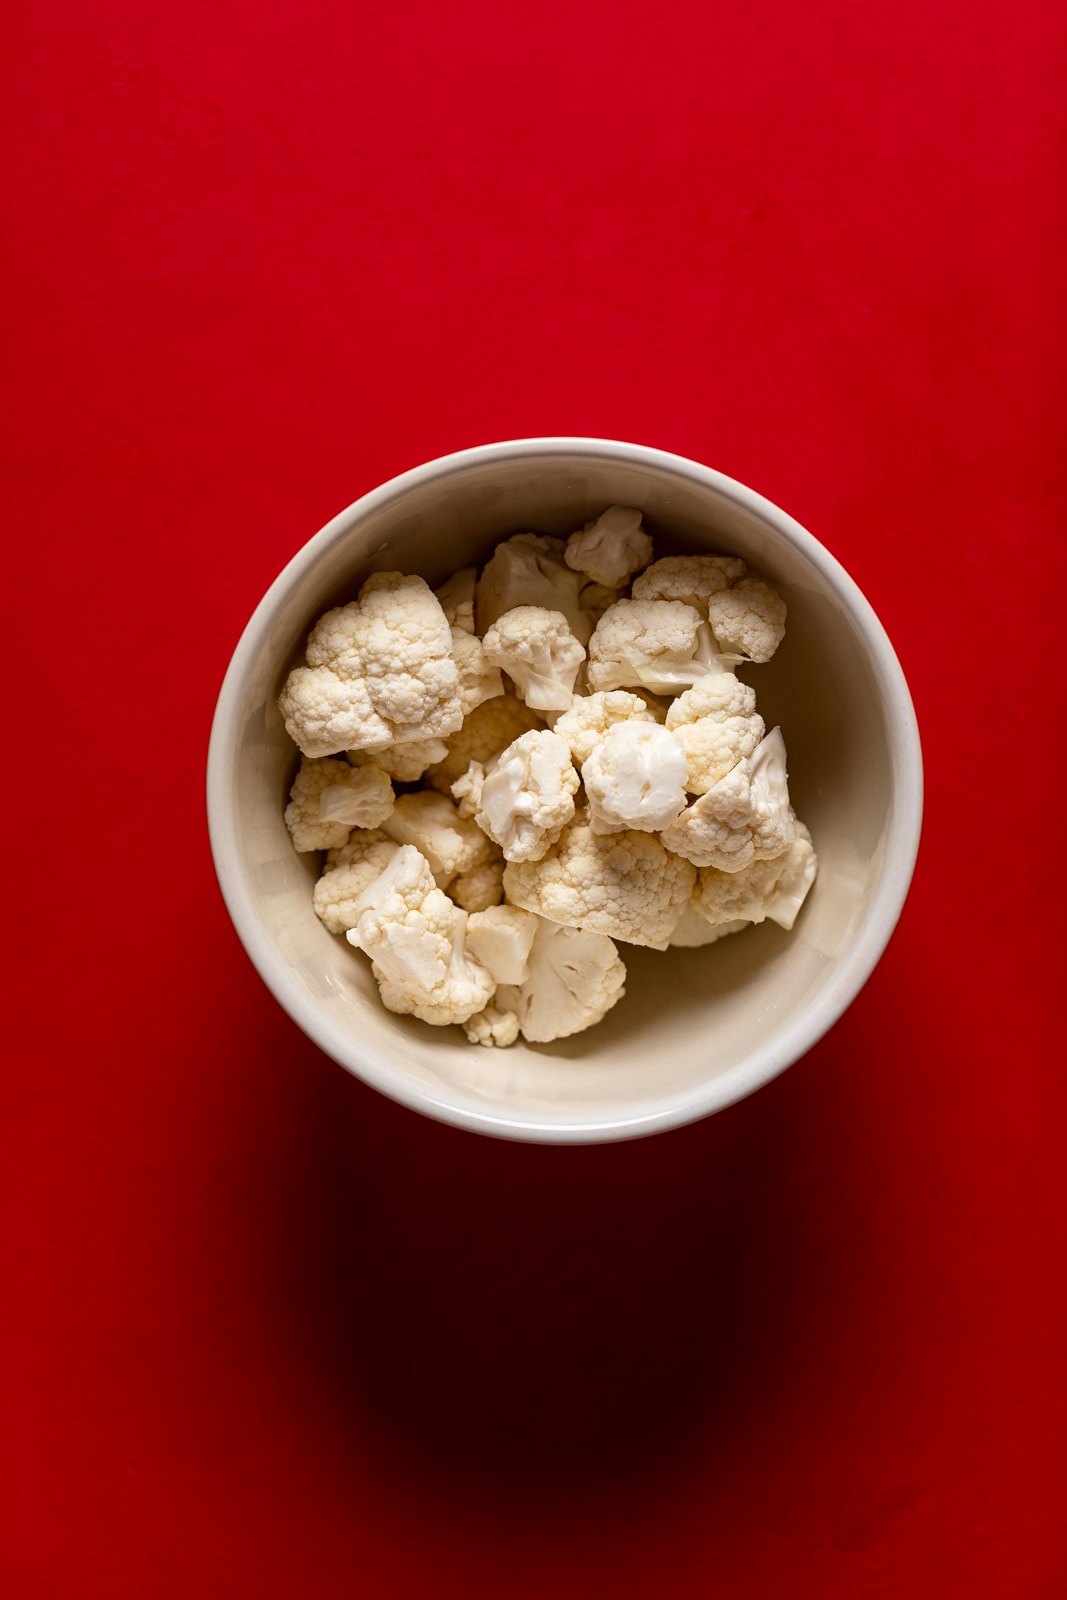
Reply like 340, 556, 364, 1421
206, 436, 924, 1143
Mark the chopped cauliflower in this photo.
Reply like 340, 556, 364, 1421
586, 599, 726, 694
313, 830, 401, 933
425, 694, 544, 794
475, 533, 589, 643
347, 846, 495, 1026
285, 755, 395, 852
582, 722, 689, 835
465, 904, 539, 986
279, 572, 463, 758
348, 739, 448, 784
481, 607, 586, 711
463, 1004, 521, 1048
502, 817, 696, 948
494, 920, 627, 1043
475, 729, 580, 862
706, 577, 787, 662
449, 855, 505, 913
435, 567, 477, 633
451, 625, 506, 714
564, 505, 653, 590
379, 791, 493, 888
632, 553, 746, 609
694, 819, 817, 929
661, 727, 796, 872
552, 690, 665, 767
664, 671, 765, 793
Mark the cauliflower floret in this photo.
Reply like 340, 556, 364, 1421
582, 722, 689, 835
564, 505, 653, 590
348, 740, 448, 784
435, 567, 477, 633
475, 729, 580, 863
312, 830, 401, 933
694, 818, 818, 929
664, 671, 765, 793
451, 625, 506, 714
578, 580, 625, 631
631, 553, 747, 609
450, 760, 487, 819
661, 727, 796, 872
706, 577, 787, 663
285, 755, 395, 852
465, 904, 539, 986
347, 846, 494, 1026
380, 791, 493, 888
481, 607, 586, 712
279, 572, 463, 757
475, 533, 589, 643
552, 690, 665, 767
463, 1003, 521, 1048
449, 855, 505, 912
586, 599, 727, 695
502, 819, 696, 948
495, 921, 627, 1043
425, 694, 544, 794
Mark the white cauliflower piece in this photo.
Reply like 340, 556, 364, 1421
348, 739, 448, 784
285, 756, 395, 852
552, 690, 665, 767
631, 553, 746, 608
564, 505, 653, 590
706, 577, 787, 663
664, 671, 765, 793
449, 855, 505, 913
475, 729, 580, 863
312, 829, 401, 933
425, 694, 544, 793
481, 607, 586, 712
380, 791, 493, 888
496, 920, 627, 1043
451, 625, 505, 714
475, 532, 589, 643
694, 819, 818, 929
502, 818, 696, 948
435, 567, 477, 633
450, 760, 487, 819
582, 722, 689, 835
347, 846, 494, 1026
278, 572, 463, 757
661, 727, 796, 872
586, 599, 728, 694
465, 904, 539, 986
463, 1004, 521, 1048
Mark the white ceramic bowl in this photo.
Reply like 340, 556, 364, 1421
207, 438, 922, 1143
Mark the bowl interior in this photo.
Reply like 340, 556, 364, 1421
209, 442, 920, 1141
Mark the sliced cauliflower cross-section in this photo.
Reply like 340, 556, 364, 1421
502, 818, 696, 948
661, 727, 796, 872
475, 729, 580, 863
278, 572, 463, 758
481, 607, 586, 712
285, 755, 395, 852
582, 722, 689, 835
347, 846, 495, 1026
564, 505, 653, 590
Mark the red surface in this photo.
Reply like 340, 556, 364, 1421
4, 2, 1066, 1594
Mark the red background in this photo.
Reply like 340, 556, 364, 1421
4, 2, 1065, 1595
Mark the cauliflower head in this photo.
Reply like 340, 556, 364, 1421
285, 755, 395, 852
664, 672, 765, 793
502, 817, 696, 948
279, 572, 463, 758
661, 727, 796, 872
481, 607, 586, 712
